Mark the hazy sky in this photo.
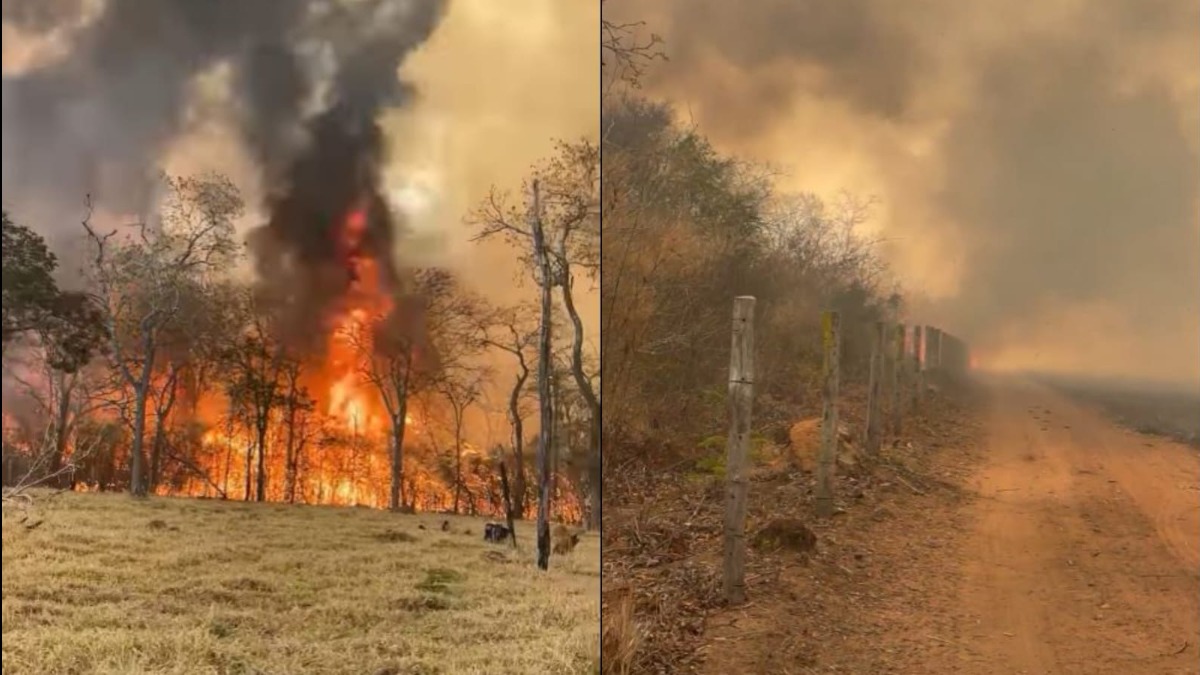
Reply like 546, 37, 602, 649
607, 0, 1199, 386
3, 0, 600, 446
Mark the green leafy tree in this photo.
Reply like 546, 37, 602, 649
2, 211, 105, 372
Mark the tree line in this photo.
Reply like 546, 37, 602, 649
1, 140, 599, 535
601, 5, 903, 464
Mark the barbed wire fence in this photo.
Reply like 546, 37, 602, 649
720, 298, 972, 604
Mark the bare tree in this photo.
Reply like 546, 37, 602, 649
479, 303, 539, 517
279, 357, 314, 504
528, 182, 555, 569
471, 141, 601, 523
81, 174, 241, 497
2, 424, 104, 519
3, 358, 108, 490
435, 372, 484, 514
601, 0, 667, 100
543, 142, 602, 530
221, 293, 290, 502
351, 268, 482, 512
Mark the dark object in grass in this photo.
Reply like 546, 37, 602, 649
484, 522, 511, 543
441, 519, 451, 532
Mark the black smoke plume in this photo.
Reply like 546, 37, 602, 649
3, 0, 448, 347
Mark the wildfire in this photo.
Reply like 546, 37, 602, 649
3, 202, 580, 521
174, 202, 432, 508
323, 205, 394, 434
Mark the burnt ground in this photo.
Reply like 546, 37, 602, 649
1037, 374, 1200, 448
602, 377, 987, 673
603, 375, 1200, 674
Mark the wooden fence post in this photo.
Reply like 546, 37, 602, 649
816, 310, 841, 518
722, 296, 755, 605
865, 321, 884, 455
912, 326, 924, 411
890, 323, 905, 436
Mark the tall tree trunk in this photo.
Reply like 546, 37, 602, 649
559, 263, 602, 531
255, 416, 268, 502
531, 180, 553, 571
49, 378, 72, 488
127, 332, 158, 498
148, 366, 179, 494
243, 438, 253, 501
222, 412, 233, 499
290, 413, 308, 504
149, 421, 165, 494
453, 402, 465, 515
588, 415, 601, 531
549, 369, 560, 519
130, 385, 150, 498
284, 383, 298, 504
508, 370, 528, 518
388, 396, 408, 511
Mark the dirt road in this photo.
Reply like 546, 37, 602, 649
949, 377, 1200, 674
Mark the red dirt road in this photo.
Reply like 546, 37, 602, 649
949, 377, 1200, 673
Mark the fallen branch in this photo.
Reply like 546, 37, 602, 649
893, 474, 927, 496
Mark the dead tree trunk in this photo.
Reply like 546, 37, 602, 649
508, 366, 529, 518
500, 460, 519, 550
530, 180, 553, 571
557, 238, 602, 531
389, 399, 408, 511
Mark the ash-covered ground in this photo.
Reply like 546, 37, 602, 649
1037, 373, 1200, 448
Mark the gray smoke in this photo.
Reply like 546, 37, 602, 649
607, 0, 1200, 384
3, 0, 448, 345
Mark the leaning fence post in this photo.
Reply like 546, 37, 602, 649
816, 310, 841, 518
722, 296, 755, 605
865, 321, 884, 455
890, 323, 906, 436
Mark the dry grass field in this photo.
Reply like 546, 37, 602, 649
1, 492, 599, 675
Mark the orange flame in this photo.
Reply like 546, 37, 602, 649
11, 202, 586, 519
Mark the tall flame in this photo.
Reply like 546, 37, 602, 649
323, 204, 394, 435
0, 202, 582, 520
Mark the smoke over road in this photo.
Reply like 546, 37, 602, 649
3, 0, 447, 343
608, 0, 1200, 386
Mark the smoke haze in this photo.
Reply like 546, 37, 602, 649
607, 0, 1200, 387
3, 0, 600, 449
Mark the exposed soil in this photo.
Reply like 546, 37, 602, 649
605, 376, 1200, 674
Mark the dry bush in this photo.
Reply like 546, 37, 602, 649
601, 97, 897, 461
601, 588, 639, 675
2, 425, 103, 526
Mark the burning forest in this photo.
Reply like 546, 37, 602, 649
1, 0, 600, 528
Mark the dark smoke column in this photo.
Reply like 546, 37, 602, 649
246, 0, 448, 349
2, 0, 446, 347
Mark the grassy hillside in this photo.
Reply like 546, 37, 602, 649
2, 492, 599, 674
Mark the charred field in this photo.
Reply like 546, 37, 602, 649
1037, 374, 1200, 448
1, 491, 599, 675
